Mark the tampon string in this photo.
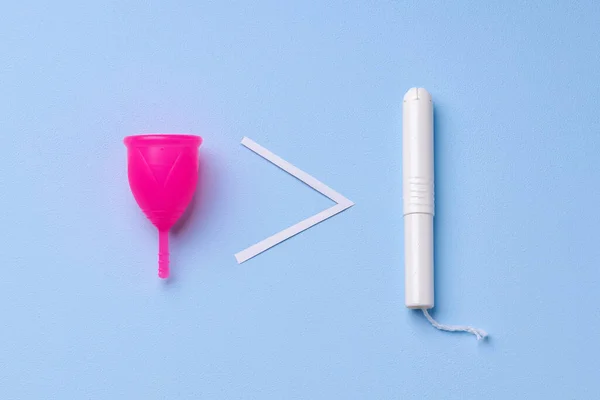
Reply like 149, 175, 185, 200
422, 309, 488, 341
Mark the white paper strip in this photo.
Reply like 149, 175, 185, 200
235, 137, 354, 263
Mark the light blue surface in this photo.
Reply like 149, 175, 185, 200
1, 1, 599, 398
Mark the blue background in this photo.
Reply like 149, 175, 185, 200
1, 1, 599, 399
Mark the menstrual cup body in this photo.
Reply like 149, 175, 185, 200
124, 134, 202, 278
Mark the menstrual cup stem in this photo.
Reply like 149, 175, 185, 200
158, 230, 170, 279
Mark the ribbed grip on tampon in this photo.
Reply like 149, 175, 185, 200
405, 177, 434, 215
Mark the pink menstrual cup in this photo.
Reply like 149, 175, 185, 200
124, 134, 203, 279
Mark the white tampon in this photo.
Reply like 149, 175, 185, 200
403, 87, 435, 309
402, 87, 487, 340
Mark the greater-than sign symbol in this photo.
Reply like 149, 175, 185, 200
235, 137, 354, 263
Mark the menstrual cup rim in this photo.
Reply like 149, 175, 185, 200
124, 134, 202, 147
